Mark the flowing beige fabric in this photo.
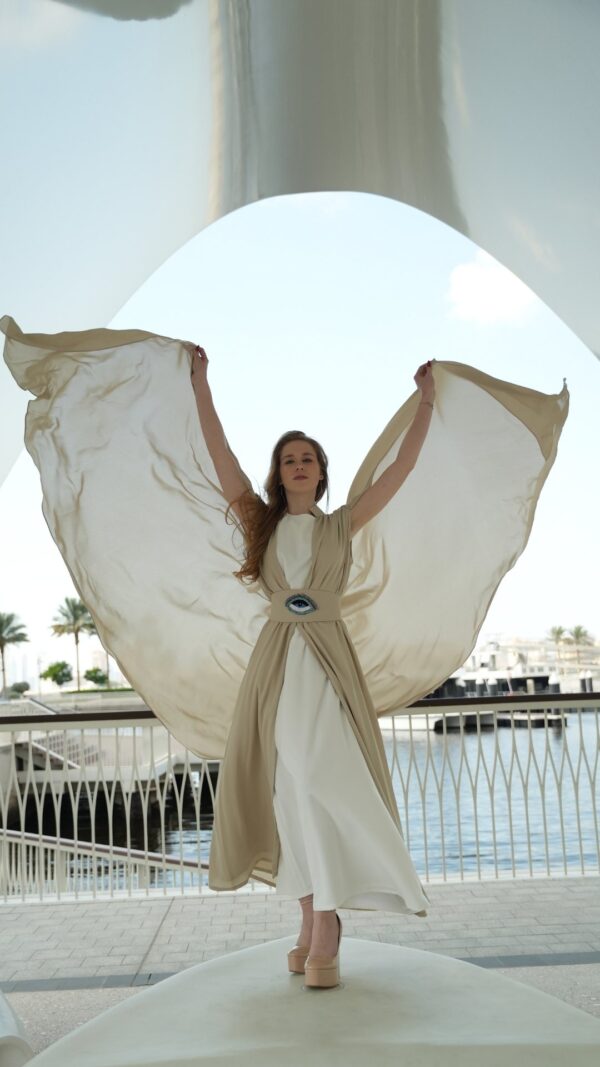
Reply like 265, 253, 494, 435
0, 315, 569, 889
207, 499, 427, 895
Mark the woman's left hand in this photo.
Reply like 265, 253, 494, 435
414, 359, 436, 400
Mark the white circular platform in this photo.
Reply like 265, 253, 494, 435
0, 992, 32, 1067
23, 937, 600, 1066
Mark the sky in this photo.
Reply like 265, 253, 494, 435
1, 190, 598, 692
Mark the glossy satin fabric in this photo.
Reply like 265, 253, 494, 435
0, 316, 569, 887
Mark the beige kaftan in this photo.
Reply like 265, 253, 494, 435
271, 511, 431, 914
207, 498, 429, 905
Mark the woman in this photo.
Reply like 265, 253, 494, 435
1, 316, 568, 989
189, 343, 436, 988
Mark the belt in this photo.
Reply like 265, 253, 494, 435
269, 588, 341, 623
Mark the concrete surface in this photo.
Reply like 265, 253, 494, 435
0, 875, 598, 1055
15, 938, 600, 1067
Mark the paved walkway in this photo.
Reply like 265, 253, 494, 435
1, 875, 599, 1054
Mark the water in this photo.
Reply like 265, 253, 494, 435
15, 709, 599, 887
164, 710, 599, 881
380, 711, 599, 879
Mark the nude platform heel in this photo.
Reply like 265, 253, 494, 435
304, 913, 342, 989
287, 944, 310, 973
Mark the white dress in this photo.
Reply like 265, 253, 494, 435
272, 511, 431, 914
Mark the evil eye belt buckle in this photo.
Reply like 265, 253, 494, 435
285, 593, 318, 616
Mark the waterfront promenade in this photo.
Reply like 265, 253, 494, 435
1, 874, 599, 1055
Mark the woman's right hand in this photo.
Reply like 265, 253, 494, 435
183, 342, 209, 389
414, 359, 435, 400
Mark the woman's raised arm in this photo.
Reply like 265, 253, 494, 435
349, 360, 436, 537
186, 343, 255, 525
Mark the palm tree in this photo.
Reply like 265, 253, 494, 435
547, 625, 567, 674
0, 613, 29, 694
50, 597, 95, 691
563, 625, 594, 667
83, 618, 112, 689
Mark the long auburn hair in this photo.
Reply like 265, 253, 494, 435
226, 430, 330, 585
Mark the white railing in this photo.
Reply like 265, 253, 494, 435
0, 694, 598, 901
0, 830, 274, 898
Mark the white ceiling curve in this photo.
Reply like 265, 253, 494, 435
1, 0, 598, 482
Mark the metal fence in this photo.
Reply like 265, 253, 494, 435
0, 694, 597, 901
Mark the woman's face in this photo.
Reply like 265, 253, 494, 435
279, 440, 322, 502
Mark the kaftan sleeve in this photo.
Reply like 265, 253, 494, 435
0, 316, 270, 759
2, 315, 569, 746
341, 360, 569, 716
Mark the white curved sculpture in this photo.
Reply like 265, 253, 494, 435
20, 939, 600, 1066
1, 0, 598, 482
0, 991, 32, 1066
